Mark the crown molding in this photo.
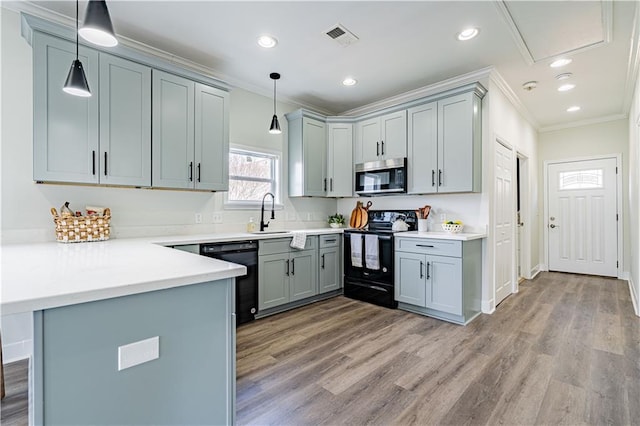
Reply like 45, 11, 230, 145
488, 69, 540, 130
339, 66, 493, 117
539, 113, 628, 133
493, 1, 534, 66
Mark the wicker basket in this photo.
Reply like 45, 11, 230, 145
441, 223, 464, 233
51, 208, 111, 243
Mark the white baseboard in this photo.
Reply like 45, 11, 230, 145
482, 299, 495, 314
2, 339, 32, 364
619, 271, 630, 280
530, 264, 543, 279
629, 276, 639, 317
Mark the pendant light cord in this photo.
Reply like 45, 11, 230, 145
273, 79, 277, 114
75, 0, 79, 59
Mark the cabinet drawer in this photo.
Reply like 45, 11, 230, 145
259, 236, 317, 255
395, 238, 461, 257
319, 234, 340, 248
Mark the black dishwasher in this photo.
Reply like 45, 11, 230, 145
200, 241, 258, 326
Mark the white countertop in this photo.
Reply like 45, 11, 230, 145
0, 228, 343, 315
395, 231, 487, 241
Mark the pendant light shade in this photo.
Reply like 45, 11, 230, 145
269, 72, 282, 135
64, 0, 91, 97
63, 59, 91, 97
79, 0, 118, 47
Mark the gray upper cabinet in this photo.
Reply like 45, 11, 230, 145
194, 83, 229, 191
152, 71, 229, 191
287, 113, 327, 197
357, 110, 407, 163
326, 122, 353, 197
33, 33, 99, 184
408, 90, 482, 194
99, 53, 151, 186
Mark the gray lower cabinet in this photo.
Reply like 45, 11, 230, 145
34, 279, 235, 425
33, 33, 152, 186
258, 237, 318, 310
395, 237, 482, 325
319, 234, 341, 293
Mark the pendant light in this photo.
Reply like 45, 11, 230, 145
63, 0, 91, 97
269, 72, 282, 134
79, 0, 118, 47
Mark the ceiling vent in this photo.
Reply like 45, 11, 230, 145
325, 24, 359, 47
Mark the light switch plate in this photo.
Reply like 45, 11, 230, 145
118, 336, 159, 371
212, 212, 223, 223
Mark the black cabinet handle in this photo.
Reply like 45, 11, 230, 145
197, 163, 201, 182
426, 262, 431, 279
285, 259, 289, 276
324, 178, 327, 191
92, 151, 96, 175
321, 254, 325, 269
381, 140, 384, 156
325, 239, 336, 243
419, 261, 424, 279
291, 258, 295, 275
189, 162, 193, 182
432, 170, 435, 187
330, 178, 333, 191
438, 169, 443, 186
104, 152, 108, 176
376, 142, 380, 156
416, 244, 435, 248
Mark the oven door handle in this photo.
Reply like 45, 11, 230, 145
376, 235, 392, 240
369, 285, 388, 292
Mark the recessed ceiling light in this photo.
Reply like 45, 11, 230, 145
257, 35, 278, 48
567, 106, 581, 112
558, 83, 576, 92
556, 73, 573, 80
550, 58, 572, 68
457, 28, 479, 41
342, 77, 357, 86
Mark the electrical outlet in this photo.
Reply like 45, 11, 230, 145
118, 336, 159, 371
440, 213, 446, 222
212, 212, 223, 224
195, 213, 203, 224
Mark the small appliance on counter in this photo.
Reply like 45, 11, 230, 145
343, 209, 417, 308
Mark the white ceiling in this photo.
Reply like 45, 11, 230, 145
13, 1, 640, 130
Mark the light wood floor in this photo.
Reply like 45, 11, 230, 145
236, 272, 639, 425
2, 272, 638, 425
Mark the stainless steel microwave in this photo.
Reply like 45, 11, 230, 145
355, 158, 407, 196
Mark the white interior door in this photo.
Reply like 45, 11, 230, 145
495, 141, 514, 305
547, 158, 618, 276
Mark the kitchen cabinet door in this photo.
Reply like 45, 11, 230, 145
407, 102, 438, 194
437, 92, 481, 193
380, 110, 407, 160
395, 251, 427, 307
287, 114, 327, 197
258, 253, 290, 310
289, 250, 318, 302
426, 255, 463, 315
359, 117, 381, 163
194, 83, 229, 191
326, 123, 353, 197
319, 247, 340, 293
33, 33, 99, 184
99, 53, 151, 186
152, 70, 195, 189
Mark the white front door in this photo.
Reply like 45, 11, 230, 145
495, 141, 514, 305
547, 158, 618, 276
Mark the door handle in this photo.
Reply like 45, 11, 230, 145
416, 244, 435, 248
549, 224, 558, 228
321, 254, 325, 269
92, 151, 96, 175
104, 152, 108, 176
438, 169, 443, 186
285, 259, 290, 276
419, 261, 424, 279
291, 258, 295, 275
330, 178, 333, 192
381, 140, 384, 156
324, 178, 327, 191
189, 162, 193, 182
197, 163, 201, 182
426, 261, 431, 279
432, 170, 435, 187
376, 142, 380, 156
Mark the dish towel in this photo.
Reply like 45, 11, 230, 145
290, 232, 307, 250
364, 234, 380, 270
350, 234, 363, 268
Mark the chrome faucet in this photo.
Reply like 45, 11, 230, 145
260, 192, 275, 231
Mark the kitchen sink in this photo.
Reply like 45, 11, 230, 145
252, 230, 290, 234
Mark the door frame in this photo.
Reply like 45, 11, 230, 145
543, 154, 623, 278
493, 137, 518, 306
516, 152, 532, 280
